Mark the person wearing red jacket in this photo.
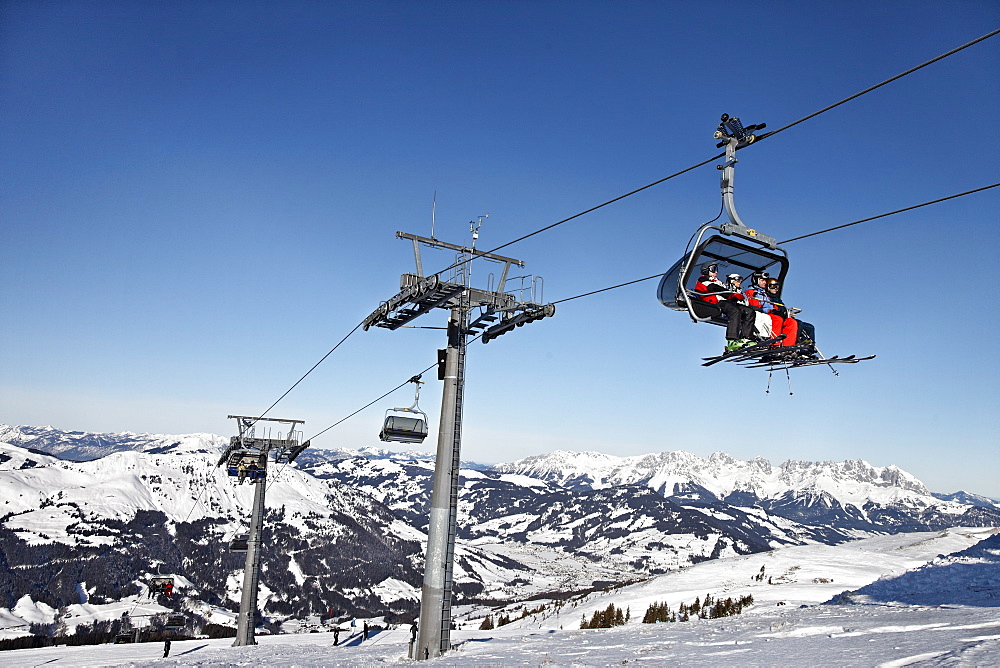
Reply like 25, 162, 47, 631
694, 262, 756, 352
746, 271, 798, 347
765, 278, 817, 356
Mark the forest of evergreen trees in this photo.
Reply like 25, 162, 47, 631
642, 593, 754, 623
580, 603, 629, 629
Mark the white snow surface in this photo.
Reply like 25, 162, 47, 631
2, 528, 997, 666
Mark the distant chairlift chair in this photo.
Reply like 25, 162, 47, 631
148, 576, 174, 597
379, 376, 429, 444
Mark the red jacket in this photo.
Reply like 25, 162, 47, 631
696, 276, 741, 304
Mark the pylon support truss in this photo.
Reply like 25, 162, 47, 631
222, 414, 307, 648
366, 228, 552, 661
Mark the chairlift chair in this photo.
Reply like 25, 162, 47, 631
379, 376, 429, 444
657, 228, 789, 325
148, 576, 174, 596
230, 534, 249, 552
226, 451, 266, 479
379, 412, 429, 443
658, 113, 787, 326
165, 614, 186, 630
658, 114, 874, 374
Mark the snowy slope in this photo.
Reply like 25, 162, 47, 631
0, 436, 639, 630
3, 425, 998, 649
0, 437, 431, 625
0, 528, 996, 667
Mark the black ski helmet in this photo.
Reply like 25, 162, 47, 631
700, 262, 718, 275
751, 271, 770, 285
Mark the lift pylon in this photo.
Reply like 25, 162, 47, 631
220, 415, 307, 647
364, 223, 555, 660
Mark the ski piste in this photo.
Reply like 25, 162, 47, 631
701, 336, 786, 366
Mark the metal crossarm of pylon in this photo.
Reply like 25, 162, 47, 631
366, 223, 554, 661
481, 303, 556, 343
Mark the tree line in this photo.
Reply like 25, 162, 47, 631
642, 592, 754, 623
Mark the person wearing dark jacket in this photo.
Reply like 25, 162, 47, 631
694, 262, 757, 352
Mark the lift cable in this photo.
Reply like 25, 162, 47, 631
554, 182, 1000, 304
425, 29, 1000, 280
305, 362, 436, 442
777, 183, 999, 245
242, 31, 999, 427
289, 183, 997, 446
551, 273, 665, 305
303, 329, 495, 444
756, 28, 1000, 144
246, 319, 366, 428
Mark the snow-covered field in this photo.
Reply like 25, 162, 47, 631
2, 528, 997, 667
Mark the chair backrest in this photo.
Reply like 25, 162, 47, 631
658, 232, 788, 326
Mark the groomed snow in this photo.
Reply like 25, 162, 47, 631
2, 528, 996, 667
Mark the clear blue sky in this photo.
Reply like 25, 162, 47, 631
3, 1, 998, 496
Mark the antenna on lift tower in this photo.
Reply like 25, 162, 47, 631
469, 214, 487, 252
362, 217, 555, 661
431, 191, 437, 240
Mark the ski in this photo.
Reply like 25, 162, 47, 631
702, 336, 786, 366
745, 353, 876, 369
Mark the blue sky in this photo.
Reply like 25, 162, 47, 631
2, 1, 998, 496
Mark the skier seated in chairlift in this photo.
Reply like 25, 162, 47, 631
745, 271, 798, 348
694, 262, 757, 353
764, 278, 818, 357
237, 461, 247, 483
248, 461, 259, 478
726, 273, 780, 344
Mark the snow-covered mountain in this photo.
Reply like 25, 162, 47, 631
0, 425, 222, 461
494, 449, 999, 531
0, 436, 428, 627
1, 424, 997, 641
0, 427, 657, 627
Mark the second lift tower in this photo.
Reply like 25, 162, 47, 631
217, 415, 309, 647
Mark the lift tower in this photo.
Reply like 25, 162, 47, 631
217, 415, 309, 647
363, 225, 555, 660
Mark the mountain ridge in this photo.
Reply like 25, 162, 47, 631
1, 424, 998, 636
